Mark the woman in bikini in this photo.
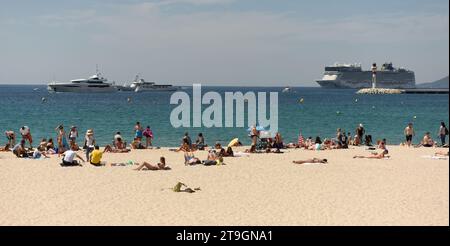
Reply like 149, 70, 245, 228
135, 157, 171, 171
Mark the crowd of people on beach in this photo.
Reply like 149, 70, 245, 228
1, 120, 448, 168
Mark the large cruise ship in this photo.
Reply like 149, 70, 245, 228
316, 62, 415, 89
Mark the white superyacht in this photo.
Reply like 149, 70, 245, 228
47, 67, 117, 93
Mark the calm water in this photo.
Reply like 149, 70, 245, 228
0, 85, 448, 146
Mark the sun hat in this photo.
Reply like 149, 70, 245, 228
86, 129, 94, 135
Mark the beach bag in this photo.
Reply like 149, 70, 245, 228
445, 127, 449, 135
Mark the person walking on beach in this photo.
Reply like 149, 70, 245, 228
134, 122, 143, 141
84, 129, 95, 162
19, 126, 33, 149
4, 130, 16, 146
355, 124, 365, 145
143, 126, 154, 148
438, 122, 448, 146
404, 123, 415, 147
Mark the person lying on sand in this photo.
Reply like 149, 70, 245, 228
353, 141, 389, 159
135, 157, 171, 171
202, 156, 224, 166
293, 158, 328, 165
435, 151, 449, 157
184, 152, 201, 165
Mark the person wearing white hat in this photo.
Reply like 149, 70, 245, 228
84, 129, 96, 162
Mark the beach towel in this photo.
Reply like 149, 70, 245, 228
234, 152, 250, 157
421, 155, 449, 160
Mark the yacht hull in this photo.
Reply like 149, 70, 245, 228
47, 84, 117, 93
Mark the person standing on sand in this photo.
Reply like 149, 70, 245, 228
69, 126, 78, 149
84, 129, 95, 162
20, 126, 33, 149
355, 124, 365, 145
404, 123, 415, 147
143, 126, 154, 148
134, 122, 143, 141
55, 125, 68, 155
438, 122, 448, 146
250, 125, 258, 152
5, 130, 16, 146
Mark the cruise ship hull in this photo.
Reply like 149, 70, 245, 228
317, 71, 416, 89
47, 83, 117, 93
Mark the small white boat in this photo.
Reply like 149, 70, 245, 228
282, 87, 292, 93
47, 66, 117, 93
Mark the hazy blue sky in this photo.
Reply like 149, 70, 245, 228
0, 0, 448, 85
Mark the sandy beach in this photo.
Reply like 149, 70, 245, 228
0, 145, 448, 226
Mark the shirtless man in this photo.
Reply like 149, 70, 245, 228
404, 123, 415, 147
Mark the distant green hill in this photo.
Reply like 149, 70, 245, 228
417, 76, 449, 88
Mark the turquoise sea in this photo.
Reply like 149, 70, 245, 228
0, 85, 448, 147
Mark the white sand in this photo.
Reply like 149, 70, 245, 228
0, 146, 448, 225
